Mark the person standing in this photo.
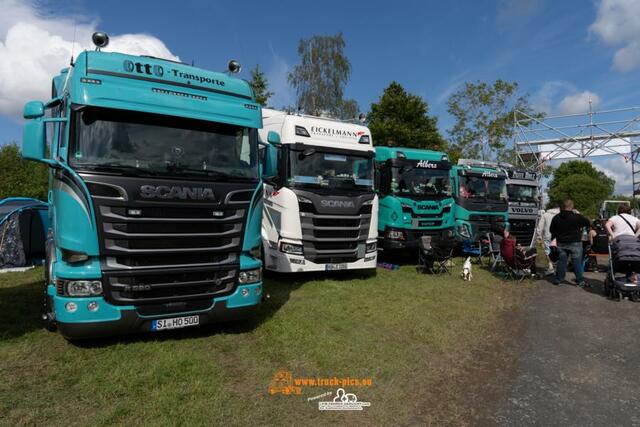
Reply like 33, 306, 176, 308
549, 199, 590, 287
605, 204, 640, 239
537, 204, 560, 275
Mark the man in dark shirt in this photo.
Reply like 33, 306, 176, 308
549, 199, 591, 287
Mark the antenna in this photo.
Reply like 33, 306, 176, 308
69, 23, 77, 66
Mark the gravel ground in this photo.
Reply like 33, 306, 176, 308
484, 271, 640, 426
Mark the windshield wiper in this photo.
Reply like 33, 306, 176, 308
78, 163, 158, 176
168, 166, 253, 181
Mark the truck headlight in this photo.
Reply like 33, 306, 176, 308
366, 242, 377, 253
280, 242, 303, 255
239, 269, 262, 284
386, 230, 405, 240
58, 280, 103, 297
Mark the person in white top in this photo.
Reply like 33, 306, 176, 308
536, 205, 560, 275
605, 204, 640, 239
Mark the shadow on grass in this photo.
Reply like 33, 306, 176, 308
73, 268, 379, 348
0, 278, 43, 340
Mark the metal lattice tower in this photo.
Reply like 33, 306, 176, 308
513, 104, 640, 203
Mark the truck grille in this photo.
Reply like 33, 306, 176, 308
299, 205, 371, 264
468, 214, 505, 240
509, 219, 536, 246
83, 175, 255, 306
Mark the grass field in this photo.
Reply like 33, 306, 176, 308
0, 261, 525, 425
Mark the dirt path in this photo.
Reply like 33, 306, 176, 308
481, 272, 640, 426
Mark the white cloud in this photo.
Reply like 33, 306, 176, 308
590, 157, 633, 195
558, 91, 601, 115
531, 80, 575, 114
0, 0, 178, 118
590, 0, 640, 72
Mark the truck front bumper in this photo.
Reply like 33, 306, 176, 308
50, 283, 262, 339
263, 246, 377, 273
380, 227, 454, 251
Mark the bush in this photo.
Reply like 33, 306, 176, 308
0, 143, 48, 201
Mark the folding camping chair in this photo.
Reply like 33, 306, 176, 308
462, 239, 484, 265
500, 238, 536, 282
485, 232, 505, 272
418, 235, 455, 275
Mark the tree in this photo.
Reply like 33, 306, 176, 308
248, 64, 273, 107
447, 79, 541, 161
548, 160, 614, 194
547, 160, 615, 218
0, 143, 48, 200
367, 82, 446, 150
288, 33, 356, 119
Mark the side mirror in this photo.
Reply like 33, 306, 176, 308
263, 144, 280, 186
23, 101, 45, 119
267, 131, 281, 145
22, 118, 47, 162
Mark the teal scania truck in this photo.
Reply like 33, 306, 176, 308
21, 33, 271, 338
375, 147, 454, 250
451, 159, 509, 242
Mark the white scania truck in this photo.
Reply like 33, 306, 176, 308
259, 109, 378, 273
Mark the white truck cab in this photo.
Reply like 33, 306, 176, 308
259, 109, 378, 273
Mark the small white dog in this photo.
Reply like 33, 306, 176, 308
461, 257, 472, 281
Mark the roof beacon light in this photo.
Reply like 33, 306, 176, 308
228, 60, 241, 74
92, 32, 109, 50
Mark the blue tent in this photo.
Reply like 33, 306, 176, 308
0, 198, 48, 269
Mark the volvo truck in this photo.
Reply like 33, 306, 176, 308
260, 109, 378, 273
21, 34, 269, 338
375, 147, 454, 250
451, 159, 509, 242
504, 166, 540, 247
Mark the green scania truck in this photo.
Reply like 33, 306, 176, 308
375, 147, 454, 250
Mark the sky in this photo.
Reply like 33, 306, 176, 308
0, 0, 639, 193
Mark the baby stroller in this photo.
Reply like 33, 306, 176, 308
603, 235, 640, 301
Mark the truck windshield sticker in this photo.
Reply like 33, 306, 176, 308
293, 175, 320, 184
324, 154, 347, 162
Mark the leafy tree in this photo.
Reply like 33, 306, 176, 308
367, 81, 446, 150
0, 143, 48, 201
547, 160, 615, 218
248, 64, 274, 107
335, 99, 360, 121
548, 160, 614, 194
288, 33, 356, 118
447, 79, 541, 161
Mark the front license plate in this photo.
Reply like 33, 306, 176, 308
152, 315, 200, 331
326, 263, 348, 271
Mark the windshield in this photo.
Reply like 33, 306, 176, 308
459, 175, 507, 201
70, 107, 258, 180
288, 149, 373, 190
391, 167, 451, 198
507, 184, 538, 203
